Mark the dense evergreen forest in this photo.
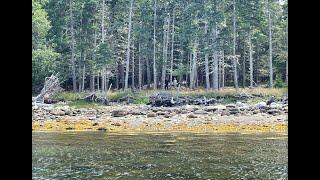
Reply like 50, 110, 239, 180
32, 0, 288, 93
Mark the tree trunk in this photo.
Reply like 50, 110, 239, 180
153, 0, 157, 90
242, 41, 246, 88
146, 54, 151, 88
204, 22, 210, 91
101, 0, 105, 43
124, 0, 134, 90
120, 63, 125, 90
78, 66, 82, 92
101, 68, 105, 92
91, 74, 95, 92
189, 53, 192, 88
222, 50, 225, 88
191, 47, 197, 89
138, 43, 142, 90
97, 71, 100, 91
161, 15, 170, 90
255, 45, 259, 84
101, 0, 106, 92
233, 0, 238, 89
170, 11, 175, 84
212, 25, 218, 90
81, 51, 86, 92
69, 0, 76, 92
286, 59, 288, 85
106, 72, 109, 91
179, 41, 183, 82
91, 22, 97, 92
218, 51, 222, 89
268, 0, 273, 87
286, 21, 288, 85
132, 42, 135, 89
249, 33, 253, 87
82, 64, 85, 92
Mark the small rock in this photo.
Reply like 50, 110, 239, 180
164, 114, 172, 118
194, 110, 208, 114
229, 108, 240, 114
174, 109, 182, 114
157, 111, 166, 115
180, 110, 188, 114
255, 102, 267, 109
64, 110, 72, 115
269, 102, 282, 109
97, 127, 107, 131
252, 110, 259, 114
204, 106, 218, 112
267, 109, 280, 115
187, 113, 198, 118
111, 122, 121, 126
51, 109, 65, 116
184, 105, 198, 112
236, 101, 244, 107
221, 111, 230, 116
213, 105, 227, 111
147, 112, 157, 117
88, 117, 96, 120
260, 109, 267, 113
226, 104, 236, 108
112, 110, 127, 117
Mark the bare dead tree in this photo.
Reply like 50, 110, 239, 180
33, 73, 62, 103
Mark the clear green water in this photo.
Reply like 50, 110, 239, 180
32, 132, 287, 179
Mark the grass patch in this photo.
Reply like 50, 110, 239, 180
67, 100, 100, 108
51, 92, 84, 101
49, 87, 287, 106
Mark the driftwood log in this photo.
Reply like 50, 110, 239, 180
33, 74, 62, 104
83, 93, 109, 105
148, 92, 217, 107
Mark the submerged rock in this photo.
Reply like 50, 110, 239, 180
97, 127, 107, 131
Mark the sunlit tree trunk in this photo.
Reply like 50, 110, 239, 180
233, 0, 238, 89
153, 0, 157, 90
124, 0, 134, 90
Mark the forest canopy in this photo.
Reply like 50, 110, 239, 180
32, 0, 288, 93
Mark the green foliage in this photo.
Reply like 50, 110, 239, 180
32, 0, 288, 92
32, 0, 59, 92
172, 64, 188, 77
32, 0, 51, 49
51, 92, 83, 102
274, 75, 285, 88
67, 100, 100, 108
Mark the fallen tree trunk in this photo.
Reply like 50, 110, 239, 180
83, 93, 109, 105
33, 74, 62, 103
148, 92, 217, 107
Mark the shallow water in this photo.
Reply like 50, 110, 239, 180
32, 132, 287, 179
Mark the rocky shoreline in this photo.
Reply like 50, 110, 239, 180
32, 99, 288, 133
